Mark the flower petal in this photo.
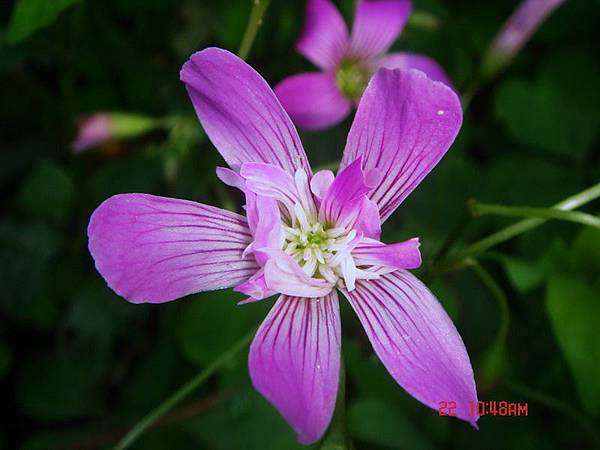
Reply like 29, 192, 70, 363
380, 52, 454, 89
275, 72, 352, 130
353, 237, 421, 269
259, 249, 334, 298
180, 47, 310, 175
342, 68, 462, 221
341, 270, 478, 425
234, 269, 276, 301
241, 163, 298, 207
319, 158, 378, 230
249, 292, 341, 444
88, 193, 258, 303
296, 0, 349, 69
310, 169, 335, 206
350, 0, 412, 58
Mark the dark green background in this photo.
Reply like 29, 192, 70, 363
1, 0, 599, 449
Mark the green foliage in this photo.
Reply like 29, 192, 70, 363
494, 51, 600, 159
347, 398, 433, 450
178, 290, 268, 367
546, 229, 600, 416
16, 160, 75, 225
6, 0, 81, 43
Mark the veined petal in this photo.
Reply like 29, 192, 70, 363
234, 269, 276, 301
310, 169, 335, 206
216, 167, 283, 260
341, 271, 478, 425
380, 52, 454, 89
241, 163, 298, 209
352, 237, 421, 269
258, 249, 334, 298
350, 0, 412, 58
342, 68, 462, 221
180, 48, 310, 175
87, 194, 258, 303
296, 0, 350, 70
319, 158, 378, 230
249, 292, 341, 444
275, 72, 352, 130
250, 195, 283, 265
354, 197, 381, 240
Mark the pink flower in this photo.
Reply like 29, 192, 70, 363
87, 48, 478, 444
72, 113, 112, 153
274, 0, 453, 130
484, 0, 566, 76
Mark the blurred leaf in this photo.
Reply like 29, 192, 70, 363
0, 220, 62, 316
546, 274, 600, 415
494, 54, 599, 158
182, 389, 308, 450
499, 256, 546, 293
478, 341, 508, 390
17, 353, 101, 420
20, 429, 89, 450
569, 227, 600, 276
0, 341, 11, 379
178, 290, 268, 367
119, 341, 180, 413
347, 398, 433, 450
90, 153, 163, 205
16, 160, 75, 225
429, 279, 459, 321
6, 0, 81, 44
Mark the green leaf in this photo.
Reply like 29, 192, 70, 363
182, 390, 308, 450
499, 256, 547, 293
6, 0, 81, 44
546, 274, 600, 415
0, 341, 11, 379
347, 398, 433, 450
17, 353, 101, 420
16, 160, 75, 225
569, 227, 600, 276
494, 55, 599, 158
177, 290, 267, 366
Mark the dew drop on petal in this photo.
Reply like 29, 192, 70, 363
437, 110, 445, 116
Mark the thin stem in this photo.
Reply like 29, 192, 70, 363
237, 0, 272, 60
113, 330, 255, 450
468, 260, 509, 346
319, 357, 353, 450
406, 10, 440, 31
504, 379, 600, 449
469, 200, 600, 229
435, 182, 600, 274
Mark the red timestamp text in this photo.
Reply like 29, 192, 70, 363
437, 401, 528, 417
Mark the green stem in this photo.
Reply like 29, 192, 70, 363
434, 183, 600, 274
406, 10, 440, 31
319, 358, 352, 450
113, 330, 255, 450
468, 260, 509, 346
237, 0, 272, 60
469, 200, 600, 229
504, 379, 600, 449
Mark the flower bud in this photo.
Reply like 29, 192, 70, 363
72, 112, 159, 153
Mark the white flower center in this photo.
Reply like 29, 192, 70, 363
283, 221, 357, 285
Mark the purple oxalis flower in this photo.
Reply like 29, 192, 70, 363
274, 0, 453, 130
88, 47, 478, 444
483, 0, 566, 77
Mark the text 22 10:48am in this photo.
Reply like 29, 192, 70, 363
437, 401, 529, 417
